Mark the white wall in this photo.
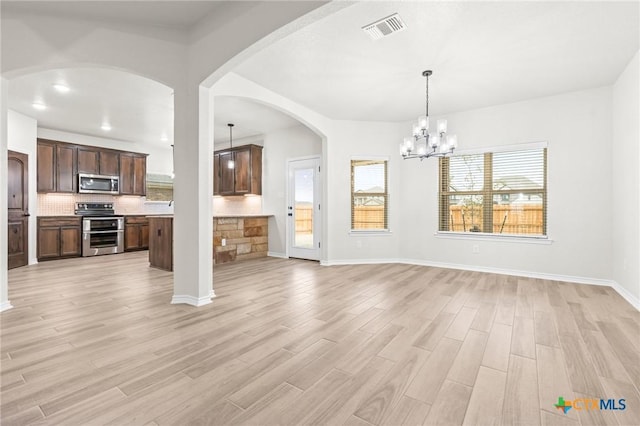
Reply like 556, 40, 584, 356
399, 87, 614, 282
612, 50, 640, 305
1, 78, 11, 311
325, 120, 405, 263
7, 110, 38, 264
262, 125, 321, 256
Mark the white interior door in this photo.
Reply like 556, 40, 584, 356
287, 157, 321, 260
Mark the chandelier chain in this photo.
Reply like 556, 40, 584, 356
425, 72, 429, 118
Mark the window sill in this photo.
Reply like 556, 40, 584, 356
434, 231, 553, 245
349, 230, 393, 236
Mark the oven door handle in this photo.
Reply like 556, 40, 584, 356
84, 230, 124, 234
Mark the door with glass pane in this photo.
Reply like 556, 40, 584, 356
287, 157, 321, 260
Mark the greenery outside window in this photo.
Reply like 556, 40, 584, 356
439, 145, 547, 237
351, 159, 388, 231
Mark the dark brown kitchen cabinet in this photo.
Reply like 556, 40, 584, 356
148, 216, 172, 271
78, 147, 119, 176
120, 153, 147, 196
100, 151, 120, 176
56, 144, 77, 192
77, 147, 99, 174
213, 153, 220, 195
37, 139, 147, 195
37, 139, 77, 193
214, 144, 262, 196
37, 216, 82, 261
124, 216, 149, 251
37, 141, 55, 192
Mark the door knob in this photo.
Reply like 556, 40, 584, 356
23, 213, 30, 217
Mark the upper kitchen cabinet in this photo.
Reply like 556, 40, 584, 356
77, 147, 120, 176
37, 139, 77, 193
213, 153, 220, 195
120, 153, 147, 196
37, 138, 147, 195
214, 144, 262, 196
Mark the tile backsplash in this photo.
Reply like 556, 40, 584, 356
38, 193, 173, 216
38, 193, 262, 216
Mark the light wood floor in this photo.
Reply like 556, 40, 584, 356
1, 252, 639, 426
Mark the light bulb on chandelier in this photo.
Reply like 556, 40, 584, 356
400, 70, 458, 160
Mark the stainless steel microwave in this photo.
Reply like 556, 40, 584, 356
78, 173, 120, 194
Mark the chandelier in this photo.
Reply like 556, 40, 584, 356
400, 70, 457, 160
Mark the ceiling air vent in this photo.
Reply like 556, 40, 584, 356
362, 13, 406, 40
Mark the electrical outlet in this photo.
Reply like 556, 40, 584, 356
472, 244, 480, 254
356, 240, 363, 249
221, 238, 226, 247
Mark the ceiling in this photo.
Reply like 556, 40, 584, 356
7, 68, 300, 147
4, 1, 639, 147
1, 1, 223, 31
8, 68, 175, 147
235, 1, 639, 121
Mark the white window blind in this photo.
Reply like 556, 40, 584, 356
351, 159, 388, 230
439, 147, 547, 236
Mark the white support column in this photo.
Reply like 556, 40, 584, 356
1, 77, 12, 312
170, 83, 214, 306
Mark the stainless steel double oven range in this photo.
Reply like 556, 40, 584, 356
75, 203, 124, 257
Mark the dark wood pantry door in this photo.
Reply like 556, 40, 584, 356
7, 150, 29, 269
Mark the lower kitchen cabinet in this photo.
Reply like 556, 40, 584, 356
124, 216, 149, 251
37, 217, 82, 260
148, 216, 173, 271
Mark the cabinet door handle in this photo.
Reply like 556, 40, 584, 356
157, 229, 162, 237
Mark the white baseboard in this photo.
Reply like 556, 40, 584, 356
268, 251, 288, 259
0, 301, 14, 312
610, 280, 640, 311
321, 258, 401, 266
320, 257, 639, 311
399, 258, 615, 287
171, 294, 212, 307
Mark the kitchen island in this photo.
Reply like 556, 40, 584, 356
213, 215, 270, 264
147, 215, 271, 270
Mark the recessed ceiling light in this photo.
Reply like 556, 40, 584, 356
52, 83, 70, 93
160, 135, 168, 142
101, 123, 112, 131
32, 102, 47, 111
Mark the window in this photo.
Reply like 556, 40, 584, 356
439, 146, 547, 237
351, 159, 388, 230
146, 173, 173, 202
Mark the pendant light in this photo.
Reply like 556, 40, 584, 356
227, 123, 235, 170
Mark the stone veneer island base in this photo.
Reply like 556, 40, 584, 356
213, 216, 269, 264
